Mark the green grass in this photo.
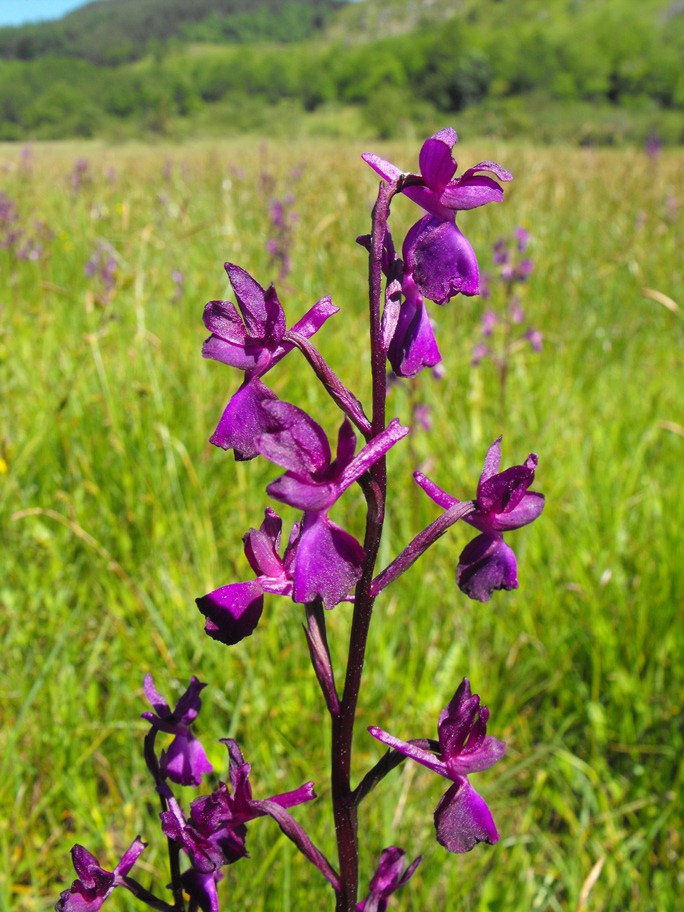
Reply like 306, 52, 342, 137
1, 135, 683, 912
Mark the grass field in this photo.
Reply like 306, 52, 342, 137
1, 134, 683, 912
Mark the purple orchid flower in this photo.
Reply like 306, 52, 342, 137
161, 738, 335, 905
196, 507, 300, 646
363, 129, 512, 304
56, 838, 146, 911
415, 437, 544, 602
369, 678, 505, 853
356, 847, 422, 912
386, 272, 441, 378
357, 229, 440, 378
161, 739, 315, 868
180, 869, 223, 912
141, 675, 213, 787
255, 403, 408, 607
203, 263, 338, 459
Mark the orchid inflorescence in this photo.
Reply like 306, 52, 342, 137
57, 129, 544, 912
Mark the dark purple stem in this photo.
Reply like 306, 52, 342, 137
143, 729, 185, 911
253, 800, 342, 892
330, 179, 397, 912
371, 500, 476, 596
120, 876, 176, 912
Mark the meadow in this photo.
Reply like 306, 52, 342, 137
1, 133, 682, 912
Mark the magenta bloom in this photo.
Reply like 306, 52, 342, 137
203, 263, 336, 376
357, 228, 441, 378
56, 838, 146, 911
203, 263, 338, 459
387, 272, 441, 378
356, 847, 422, 912
363, 129, 512, 304
141, 675, 213, 787
415, 436, 544, 601
369, 679, 505, 853
196, 508, 299, 645
256, 403, 408, 608
161, 738, 321, 908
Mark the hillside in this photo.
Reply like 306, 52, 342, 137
0, 0, 682, 143
0, 0, 341, 64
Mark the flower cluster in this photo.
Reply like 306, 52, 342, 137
266, 193, 298, 282
472, 227, 542, 367
84, 241, 117, 306
160, 738, 323, 911
0, 191, 53, 263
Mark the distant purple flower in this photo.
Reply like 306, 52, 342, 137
493, 230, 533, 284
525, 327, 543, 353
356, 847, 422, 912
508, 297, 524, 324
266, 193, 297, 281
141, 674, 213, 787
471, 342, 490, 367
413, 403, 432, 432
171, 269, 184, 303
0, 192, 21, 250
203, 263, 337, 459
19, 145, 33, 174
56, 838, 146, 911
645, 133, 661, 161
196, 507, 299, 645
256, 404, 408, 607
415, 437, 544, 601
369, 678, 505, 853
514, 226, 530, 253
70, 157, 90, 194
482, 309, 498, 337
85, 242, 117, 303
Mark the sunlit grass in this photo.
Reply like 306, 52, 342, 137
1, 136, 682, 912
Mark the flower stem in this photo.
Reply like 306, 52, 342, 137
330, 179, 396, 912
371, 500, 476, 596
144, 730, 185, 911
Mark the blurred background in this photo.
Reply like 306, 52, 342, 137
0, 0, 683, 145
1, 2, 682, 912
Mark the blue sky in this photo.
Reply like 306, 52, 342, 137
0, 1, 89, 27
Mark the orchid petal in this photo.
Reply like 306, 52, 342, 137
257, 401, 331, 475
361, 153, 403, 183
196, 580, 265, 646
292, 515, 363, 609
419, 131, 457, 190
434, 779, 499, 853
457, 534, 518, 602
210, 378, 280, 460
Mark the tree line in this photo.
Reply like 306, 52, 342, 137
0, 1, 682, 141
